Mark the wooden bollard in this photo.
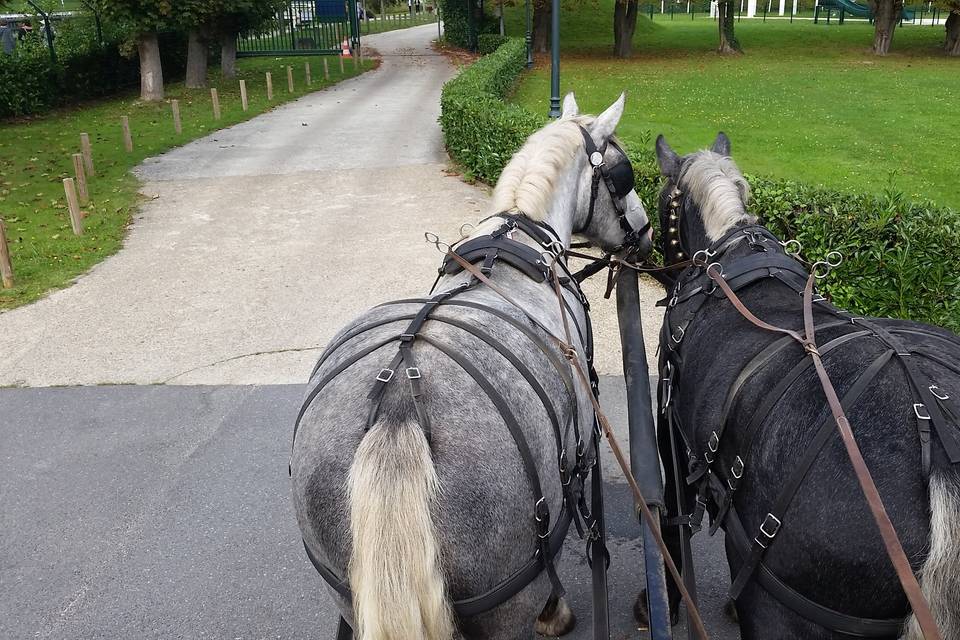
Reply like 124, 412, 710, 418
305, 61, 312, 85
63, 178, 83, 236
171, 99, 183, 134
339, 55, 344, 74
266, 72, 274, 100
72, 153, 89, 205
211, 88, 221, 120
121, 116, 133, 152
79, 133, 95, 176
240, 80, 249, 111
287, 66, 294, 93
353, 53, 358, 70
0, 219, 13, 290
323, 57, 330, 80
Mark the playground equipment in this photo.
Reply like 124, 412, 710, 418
814, 0, 915, 23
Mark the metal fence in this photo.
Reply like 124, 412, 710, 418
238, 0, 360, 57
639, 0, 948, 24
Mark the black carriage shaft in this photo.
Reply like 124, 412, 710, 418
616, 268, 674, 639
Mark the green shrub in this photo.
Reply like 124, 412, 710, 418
0, 17, 187, 119
439, 37, 542, 182
439, 38, 960, 331
477, 33, 509, 54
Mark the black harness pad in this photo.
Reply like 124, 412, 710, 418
441, 235, 550, 283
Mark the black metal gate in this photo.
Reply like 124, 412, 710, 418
237, 0, 360, 57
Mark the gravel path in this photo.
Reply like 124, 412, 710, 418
0, 23, 663, 387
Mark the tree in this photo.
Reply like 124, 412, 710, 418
101, 0, 175, 101
935, 0, 960, 55
717, 0, 741, 53
867, 0, 903, 54
532, 0, 550, 53
613, 0, 638, 57
77, 0, 107, 45
212, 1, 286, 79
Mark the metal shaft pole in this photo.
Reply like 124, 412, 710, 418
616, 268, 672, 639
548, 0, 561, 117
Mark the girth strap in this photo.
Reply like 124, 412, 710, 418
728, 348, 895, 599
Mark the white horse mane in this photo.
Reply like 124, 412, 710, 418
679, 151, 755, 241
490, 116, 594, 220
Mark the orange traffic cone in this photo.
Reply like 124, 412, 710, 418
341, 38, 352, 58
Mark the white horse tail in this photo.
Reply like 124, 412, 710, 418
904, 472, 960, 640
347, 418, 454, 640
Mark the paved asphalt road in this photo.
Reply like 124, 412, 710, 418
1, 379, 740, 640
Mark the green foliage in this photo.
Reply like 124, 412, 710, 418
440, 37, 960, 331
439, 0, 471, 46
477, 33, 509, 54
100, 0, 175, 35
0, 18, 186, 117
439, 37, 543, 182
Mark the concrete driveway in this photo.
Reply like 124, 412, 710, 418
0, 23, 738, 640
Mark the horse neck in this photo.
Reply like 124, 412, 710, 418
540, 155, 586, 250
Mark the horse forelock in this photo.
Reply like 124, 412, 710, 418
679, 151, 755, 241
490, 117, 593, 221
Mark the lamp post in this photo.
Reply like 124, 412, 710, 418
525, 0, 533, 66
548, 0, 560, 117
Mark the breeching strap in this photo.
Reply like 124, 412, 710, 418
704, 264, 943, 640
446, 249, 711, 640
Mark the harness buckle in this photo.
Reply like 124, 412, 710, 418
930, 385, 950, 401
400, 332, 416, 342
731, 455, 744, 479
671, 325, 685, 345
406, 367, 422, 380
708, 431, 720, 453
759, 513, 782, 540
914, 403, 931, 421
375, 368, 395, 383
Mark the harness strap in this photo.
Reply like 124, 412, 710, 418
723, 505, 907, 637
336, 617, 352, 640
728, 348, 894, 599
706, 268, 943, 639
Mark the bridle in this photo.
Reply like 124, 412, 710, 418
576, 126, 650, 253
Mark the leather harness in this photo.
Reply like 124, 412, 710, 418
659, 210, 958, 637
292, 213, 612, 638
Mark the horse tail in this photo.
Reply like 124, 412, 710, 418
347, 418, 454, 640
904, 471, 960, 640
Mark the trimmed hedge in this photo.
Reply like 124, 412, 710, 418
478, 33, 509, 54
439, 39, 960, 332
439, 38, 544, 183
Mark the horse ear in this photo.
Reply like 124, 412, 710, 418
561, 92, 579, 119
590, 92, 625, 143
711, 132, 731, 156
656, 135, 680, 177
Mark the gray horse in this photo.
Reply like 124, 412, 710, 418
290, 93, 652, 640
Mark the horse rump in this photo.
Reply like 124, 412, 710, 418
348, 418, 455, 640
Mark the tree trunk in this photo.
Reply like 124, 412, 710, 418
946, 11, 960, 56
185, 29, 208, 89
136, 32, 164, 102
220, 32, 238, 79
533, 1, 550, 53
717, 1, 742, 53
869, 0, 902, 55
613, 0, 639, 57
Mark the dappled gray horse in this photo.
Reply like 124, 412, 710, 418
291, 93, 652, 640
650, 133, 960, 639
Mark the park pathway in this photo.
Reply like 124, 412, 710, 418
0, 23, 661, 387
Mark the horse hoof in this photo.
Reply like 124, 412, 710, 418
724, 598, 739, 623
536, 597, 577, 636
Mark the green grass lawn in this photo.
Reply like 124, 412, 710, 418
505, 7, 959, 209
0, 55, 373, 310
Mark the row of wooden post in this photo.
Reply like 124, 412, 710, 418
2, 56, 362, 290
